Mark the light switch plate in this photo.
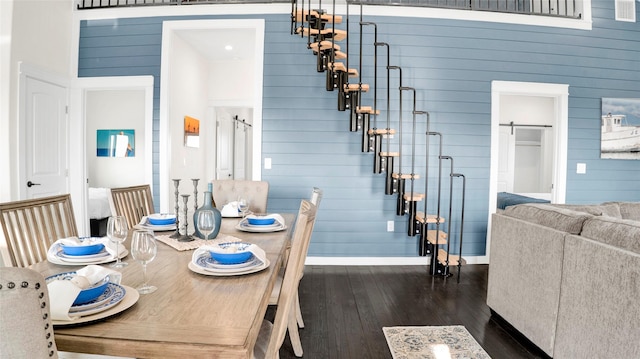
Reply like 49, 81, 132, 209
577, 163, 586, 174
264, 158, 272, 169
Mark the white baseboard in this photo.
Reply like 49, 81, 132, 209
306, 256, 489, 266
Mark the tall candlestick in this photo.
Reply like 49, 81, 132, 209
170, 179, 181, 239
179, 194, 193, 242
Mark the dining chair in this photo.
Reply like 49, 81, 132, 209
253, 199, 317, 359
0, 194, 78, 267
267, 198, 319, 357
211, 180, 269, 214
109, 184, 155, 229
0, 266, 58, 358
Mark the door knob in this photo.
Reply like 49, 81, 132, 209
27, 181, 41, 187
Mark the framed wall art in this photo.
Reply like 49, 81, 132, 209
96, 129, 135, 157
184, 115, 200, 148
601, 98, 640, 160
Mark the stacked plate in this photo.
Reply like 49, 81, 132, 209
136, 214, 177, 231
236, 215, 287, 233
46, 271, 127, 320
48, 238, 125, 265
188, 243, 270, 276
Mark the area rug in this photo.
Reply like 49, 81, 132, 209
383, 325, 491, 359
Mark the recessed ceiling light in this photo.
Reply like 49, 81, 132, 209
225, 45, 233, 51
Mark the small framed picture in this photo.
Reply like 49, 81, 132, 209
184, 116, 200, 148
97, 129, 135, 157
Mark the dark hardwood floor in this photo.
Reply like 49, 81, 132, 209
267, 264, 551, 359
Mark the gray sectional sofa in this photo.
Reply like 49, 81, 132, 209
487, 201, 640, 358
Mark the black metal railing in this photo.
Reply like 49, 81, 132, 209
77, 0, 582, 21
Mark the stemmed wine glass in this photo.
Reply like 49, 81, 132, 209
130, 230, 158, 294
238, 197, 250, 219
197, 209, 215, 240
107, 216, 128, 268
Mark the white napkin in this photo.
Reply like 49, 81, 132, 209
244, 213, 285, 226
192, 243, 267, 267
47, 265, 121, 321
47, 236, 125, 263
221, 201, 240, 217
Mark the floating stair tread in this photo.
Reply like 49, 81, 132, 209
328, 62, 358, 77
403, 192, 425, 201
415, 212, 445, 224
380, 152, 399, 157
392, 173, 419, 179
369, 128, 395, 135
309, 41, 341, 51
426, 230, 447, 245
294, 10, 343, 23
334, 51, 347, 59
437, 248, 466, 266
344, 83, 370, 92
356, 106, 380, 115
297, 27, 347, 42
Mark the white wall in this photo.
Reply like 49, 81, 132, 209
86, 90, 147, 188
208, 59, 254, 103
1, 0, 72, 202
168, 32, 210, 223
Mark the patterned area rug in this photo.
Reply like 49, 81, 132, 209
383, 325, 492, 359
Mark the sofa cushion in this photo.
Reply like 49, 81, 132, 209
503, 203, 593, 235
553, 203, 622, 218
580, 216, 640, 255
618, 202, 640, 221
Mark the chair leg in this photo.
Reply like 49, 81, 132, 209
295, 290, 304, 328
288, 309, 304, 357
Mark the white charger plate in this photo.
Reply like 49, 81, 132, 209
188, 258, 270, 277
48, 247, 128, 266
135, 216, 177, 232
52, 285, 139, 326
235, 221, 287, 233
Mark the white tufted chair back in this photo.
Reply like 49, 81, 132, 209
0, 267, 58, 358
211, 180, 269, 214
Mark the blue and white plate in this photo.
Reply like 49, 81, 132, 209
236, 220, 286, 233
188, 257, 270, 277
69, 283, 126, 316
197, 254, 260, 270
56, 247, 111, 262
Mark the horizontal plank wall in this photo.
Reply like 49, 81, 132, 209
78, 0, 640, 259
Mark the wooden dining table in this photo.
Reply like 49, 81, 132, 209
30, 214, 294, 359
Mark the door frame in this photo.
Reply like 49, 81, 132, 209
70, 76, 154, 234
486, 80, 569, 259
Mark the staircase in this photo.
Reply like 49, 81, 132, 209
291, 0, 468, 280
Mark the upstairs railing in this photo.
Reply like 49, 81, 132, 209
76, 0, 583, 19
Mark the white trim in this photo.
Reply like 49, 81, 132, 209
306, 255, 489, 266
72, 2, 592, 31
487, 80, 569, 261
159, 19, 265, 212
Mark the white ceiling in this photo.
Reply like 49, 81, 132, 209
174, 27, 256, 62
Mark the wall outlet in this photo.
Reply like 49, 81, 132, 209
387, 220, 394, 232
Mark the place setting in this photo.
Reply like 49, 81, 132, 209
135, 213, 177, 232
45, 264, 139, 326
188, 241, 270, 276
235, 213, 287, 233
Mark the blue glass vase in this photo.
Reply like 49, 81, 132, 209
193, 190, 222, 239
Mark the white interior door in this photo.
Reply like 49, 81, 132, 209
216, 109, 234, 179
21, 74, 68, 199
497, 126, 515, 193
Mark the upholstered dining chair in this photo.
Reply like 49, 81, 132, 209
109, 184, 155, 229
253, 199, 317, 359
0, 267, 58, 358
267, 197, 319, 357
0, 194, 78, 267
211, 180, 269, 214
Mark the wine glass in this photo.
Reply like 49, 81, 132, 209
130, 230, 158, 294
107, 216, 128, 268
238, 197, 250, 219
198, 209, 215, 240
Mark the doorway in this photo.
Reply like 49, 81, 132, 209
487, 81, 569, 258
214, 107, 254, 180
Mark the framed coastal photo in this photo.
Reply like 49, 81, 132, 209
601, 98, 640, 160
96, 129, 135, 157
184, 115, 200, 148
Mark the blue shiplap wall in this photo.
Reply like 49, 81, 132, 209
78, 1, 640, 258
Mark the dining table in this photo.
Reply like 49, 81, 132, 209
30, 214, 294, 359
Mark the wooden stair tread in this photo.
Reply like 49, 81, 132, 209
380, 152, 399, 157
328, 62, 358, 77
344, 83, 370, 92
294, 10, 343, 23
403, 192, 424, 201
392, 173, 419, 179
356, 106, 380, 115
297, 27, 347, 42
309, 41, 341, 51
426, 230, 447, 244
437, 248, 466, 266
415, 212, 445, 224
368, 128, 395, 135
